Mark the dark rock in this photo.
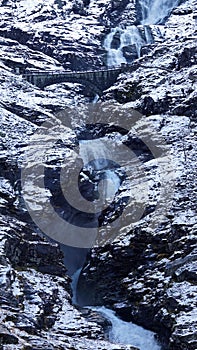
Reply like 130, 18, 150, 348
177, 47, 197, 69
141, 95, 155, 115
80, 307, 112, 334
122, 45, 138, 61
0, 325, 18, 344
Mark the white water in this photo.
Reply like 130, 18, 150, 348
91, 306, 162, 350
79, 139, 110, 170
92, 94, 100, 104
104, 0, 181, 66
140, 0, 180, 25
71, 268, 82, 304
71, 138, 121, 301
104, 26, 145, 66
79, 139, 121, 202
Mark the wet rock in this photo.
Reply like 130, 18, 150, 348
122, 45, 138, 61
79, 307, 112, 334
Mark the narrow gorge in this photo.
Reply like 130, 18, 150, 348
0, 0, 196, 349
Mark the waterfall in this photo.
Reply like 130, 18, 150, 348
71, 137, 120, 304
104, 0, 181, 66
104, 28, 127, 66
139, 0, 180, 25
71, 268, 82, 304
92, 94, 100, 103
79, 138, 121, 202
104, 26, 145, 66
90, 307, 162, 350
70, 138, 162, 349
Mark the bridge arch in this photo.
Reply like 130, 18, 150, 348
23, 66, 125, 94
43, 76, 103, 96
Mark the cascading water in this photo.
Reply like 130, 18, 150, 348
139, 0, 181, 25
90, 307, 161, 350
71, 137, 121, 302
71, 268, 82, 304
69, 0, 185, 336
68, 1, 184, 348
104, 0, 182, 66
70, 0, 186, 335
70, 135, 163, 350
79, 138, 121, 203
104, 26, 145, 66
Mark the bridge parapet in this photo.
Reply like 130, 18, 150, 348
22, 64, 129, 93
22, 62, 172, 93
21, 63, 171, 93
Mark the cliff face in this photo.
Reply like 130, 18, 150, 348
78, 1, 197, 349
0, 0, 196, 349
0, 0, 137, 71
0, 1, 140, 349
0, 219, 137, 350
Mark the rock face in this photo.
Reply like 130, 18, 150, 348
0, 0, 196, 349
0, 215, 138, 349
0, 1, 141, 349
0, 0, 137, 72
0, 113, 138, 349
78, 1, 197, 350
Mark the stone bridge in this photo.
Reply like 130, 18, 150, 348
22, 65, 131, 95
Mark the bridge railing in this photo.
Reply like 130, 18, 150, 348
22, 62, 172, 79
22, 64, 129, 77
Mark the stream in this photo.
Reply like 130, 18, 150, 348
91, 307, 161, 350
71, 270, 162, 350
69, 137, 162, 349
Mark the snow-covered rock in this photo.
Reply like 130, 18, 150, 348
0, 0, 196, 349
